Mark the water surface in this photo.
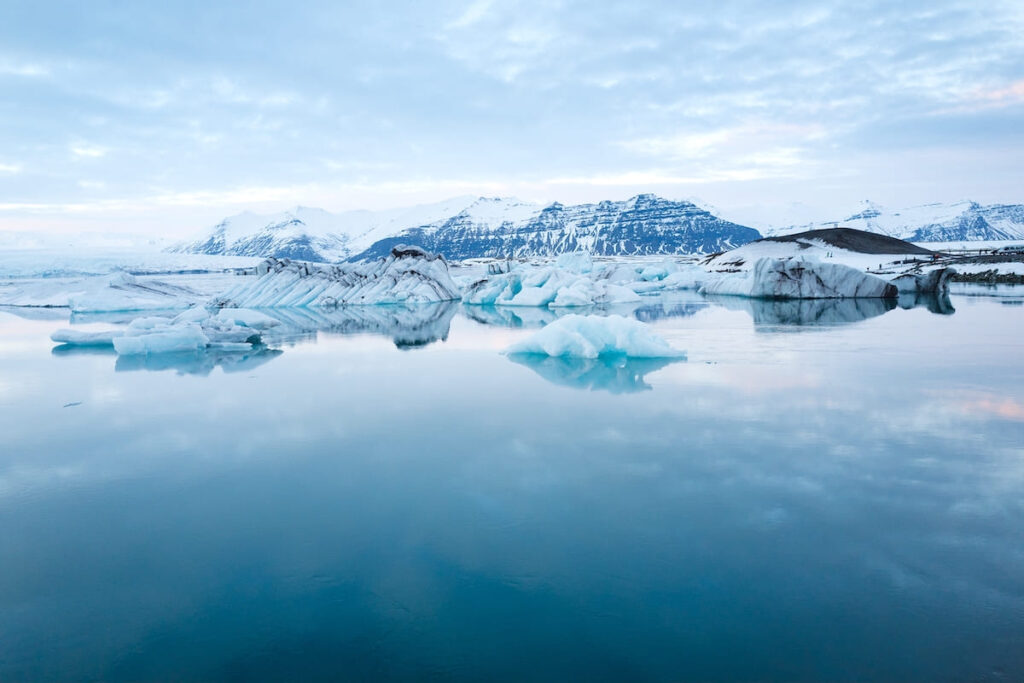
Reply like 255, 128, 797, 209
1, 290, 1023, 681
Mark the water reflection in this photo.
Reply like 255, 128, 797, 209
461, 304, 561, 328
261, 301, 458, 349
706, 294, 898, 328
114, 346, 283, 376
632, 301, 706, 322
507, 354, 682, 393
898, 292, 955, 315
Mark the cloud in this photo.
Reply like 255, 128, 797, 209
0, 162, 22, 174
70, 143, 108, 159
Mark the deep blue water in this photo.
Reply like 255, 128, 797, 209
1, 290, 1023, 681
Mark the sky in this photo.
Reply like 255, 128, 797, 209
1, 0, 1023, 238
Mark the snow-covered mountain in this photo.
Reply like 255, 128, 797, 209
352, 194, 759, 261
763, 200, 1024, 242
167, 197, 497, 263
171, 194, 761, 263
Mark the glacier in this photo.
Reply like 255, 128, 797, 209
504, 314, 686, 359
212, 245, 460, 308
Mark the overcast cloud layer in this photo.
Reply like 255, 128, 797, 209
1, 0, 1023, 236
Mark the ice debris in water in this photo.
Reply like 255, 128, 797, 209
463, 257, 706, 308
51, 307, 269, 355
211, 245, 460, 308
699, 257, 897, 299
504, 314, 686, 359
463, 268, 641, 308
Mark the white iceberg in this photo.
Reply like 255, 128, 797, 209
52, 310, 264, 355
113, 322, 209, 355
504, 314, 686, 359
699, 257, 897, 299
50, 329, 121, 346
212, 245, 460, 308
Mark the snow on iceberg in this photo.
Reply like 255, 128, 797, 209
504, 314, 685, 359
212, 245, 460, 308
699, 257, 897, 299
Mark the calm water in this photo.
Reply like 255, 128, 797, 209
1, 290, 1023, 681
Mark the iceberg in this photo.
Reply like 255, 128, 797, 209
699, 257, 897, 299
52, 309, 264, 355
112, 322, 209, 355
211, 245, 460, 308
554, 251, 594, 273
504, 314, 685, 359
49, 329, 121, 346
889, 267, 955, 295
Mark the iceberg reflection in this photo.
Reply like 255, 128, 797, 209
262, 301, 457, 349
507, 353, 682, 393
705, 295, 897, 328
114, 346, 283, 376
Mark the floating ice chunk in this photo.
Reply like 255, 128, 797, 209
888, 267, 955, 294
50, 329, 120, 346
659, 266, 706, 291
699, 257, 897, 299
639, 265, 670, 281
215, 308, 281, 329
213, 245, 460, 308
504, 314, 686, 359
555, 251, 594, 273
113, 323, 209, 355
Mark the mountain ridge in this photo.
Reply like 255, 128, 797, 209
169, 194, 761, 262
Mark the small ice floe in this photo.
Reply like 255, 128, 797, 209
888, 267, 955, 295
211, 245, 461, 307
504, 314, 686, 359
700, 257, 897, 299
50, 307, 267, 356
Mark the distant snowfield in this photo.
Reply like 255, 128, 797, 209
0, 247, 262, 278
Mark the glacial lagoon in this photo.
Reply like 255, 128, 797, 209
1, 288, 1023, 681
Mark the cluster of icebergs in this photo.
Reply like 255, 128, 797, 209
34, 241, 961, 365
462, 251, 705, 308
